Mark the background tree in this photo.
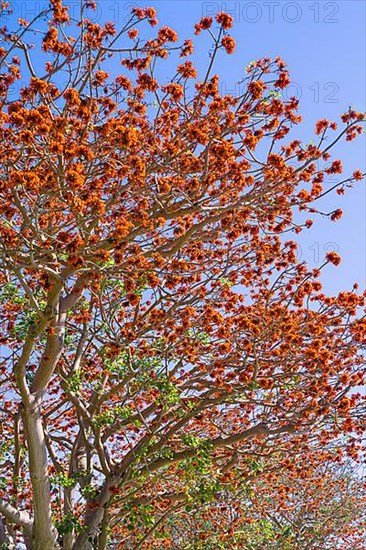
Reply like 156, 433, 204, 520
160, 458, 366, 549
0, 1, 365, 548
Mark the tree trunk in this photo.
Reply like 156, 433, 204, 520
0, 517, 16, 549
97, 507, 109, 550
22, 399, 60, 549
72, 477, 119, 550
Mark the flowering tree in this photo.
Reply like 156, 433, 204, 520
163, 458, 366, 549
0, 1, 365, 548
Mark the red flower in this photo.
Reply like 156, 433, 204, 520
248, 80, 266, 99
137, 73, 158, 92
325, 160, 343, 174
218, 342, 231, 354
221, 36, 236, 54
132, 6, 157, 26
215, 11, 234, 29
180, 39, 194, 57
126, 293, 140, 306
353, 170, 364, 181
144, 7, 157, 19
177, 61, 197, 79
330, 209, 343, 221
115, 75, 132, 91
194, 16, 212, 34
158, 26, 178, 43
315, 119, 329, 135
326, 252, 341, 266
63, 88, 81, 107
128, 28, 138, 40
274, 71, 291, 89
163, 83, 184, 101
132, 7, 145, 18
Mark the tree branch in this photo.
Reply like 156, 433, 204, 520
0, 499, 32, 535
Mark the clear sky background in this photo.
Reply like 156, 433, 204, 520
3, 0, 366, 294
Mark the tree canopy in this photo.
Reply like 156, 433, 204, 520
0, 1, 365, 548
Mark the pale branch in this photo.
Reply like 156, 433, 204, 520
144, 422, 296, 474
30, 280, 84, 395
72, 476, 121, 550
0, 499, 32, 535
29, 329, 64, 396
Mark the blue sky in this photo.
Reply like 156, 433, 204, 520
3, 0, 365, 294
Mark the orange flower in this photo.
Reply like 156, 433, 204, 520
315, 119, 330, 135
128, 28, 139, 40
177, 61, 197, 79
218, 342, 231, 354
326, 252, 341, 266
194, 16, 213, 35
137, 73, 158, 92
325, 160, 343, 174
330, 209, 342, 221
353, 170, 364, 181
274, 71, 291, 89
63, 88, 81, 107
163, 83, 184, 101
248, 80, 266, 99
215, 11, 234, 29
180, 39, 194, 57
158, 26, 178, 43
221, 36, 236, 54
66, 164, 85, 190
